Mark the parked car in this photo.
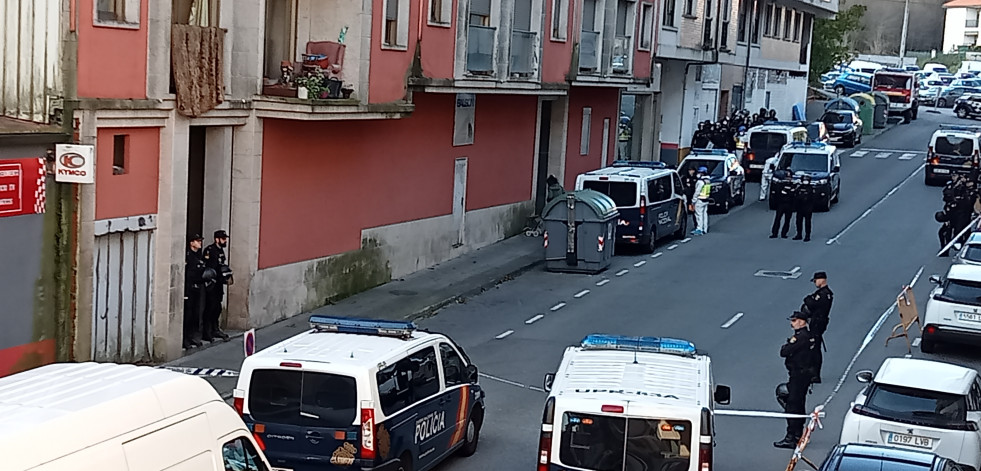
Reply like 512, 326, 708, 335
921, 264, 981, 353
951, 78, 981, 88
924, 63, 951, 75
833, 72, 873, 95
840, 357, 981, 470
819, 444, 964, 471
821, 110, 863, 147
954, 95, 981, 120
679, 149, 747, 213
938, 73, 957, 85
936, 86, 981, 107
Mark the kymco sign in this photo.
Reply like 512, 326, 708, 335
55, 144, 95, 184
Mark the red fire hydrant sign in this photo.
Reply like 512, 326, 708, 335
0, 157, 46, 218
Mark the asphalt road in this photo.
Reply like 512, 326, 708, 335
419, 108, 979, 470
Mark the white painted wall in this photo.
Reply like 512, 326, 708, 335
658, 60, 685, 147
944, 8, 978, 53
743, 70, 806, 120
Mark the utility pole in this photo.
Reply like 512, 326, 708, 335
899, 0, 910, 65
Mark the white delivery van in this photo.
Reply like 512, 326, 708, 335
0, 362, 271, 471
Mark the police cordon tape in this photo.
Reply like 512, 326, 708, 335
938, 214, 981, 257
717, 406, 824, 471
157, 366, 240, 377
714, 409, 825, 420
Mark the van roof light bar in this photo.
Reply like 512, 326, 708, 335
939, 124, 981, 133
763, 121, 806, 128
580, 334, 696, 357
689, 148, 730, 155
611, 160, 668, 169
309, 315, 417, 339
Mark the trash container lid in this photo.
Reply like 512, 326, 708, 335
542, 189, 619, 219
825, 97, 860, 113
849, 92, 876, 106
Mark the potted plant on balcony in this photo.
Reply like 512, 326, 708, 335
294, 70, 329, 100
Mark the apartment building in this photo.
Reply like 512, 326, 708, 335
657, 0, 838, 162
943, 0, 981, 52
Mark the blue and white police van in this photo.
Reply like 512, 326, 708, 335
574, 161, 688, 253
233, 316, 485, 471
538, 335, 731, 471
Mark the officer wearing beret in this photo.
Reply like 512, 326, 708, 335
774, 310, 819, 449
802, 271, 833, 383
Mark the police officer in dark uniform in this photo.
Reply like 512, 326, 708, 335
184, 234, 207, 349
202, 230, 232, 342
692, 122, 711, 148
938, 204, 954, 256
802, 271, 833, 384
770, 170, 794, 238
793, 175, 814, 242
682, 166, 699, 230
774, 310, 819, 449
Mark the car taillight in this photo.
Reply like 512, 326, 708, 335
639, 196, 646, 216
747, 152, 755, 161
699, 442, 712, 471
537, 430, 552, 471
926, 325, 937, 334
361, 404, 375, 460
974, 150, 979, 166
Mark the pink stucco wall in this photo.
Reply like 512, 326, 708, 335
542, 0, 574, 84
369, 0, 419, 103
563, 87, 620, 188
419, 4, 457, 79
633, 0, 655, 80
76, 0, 148, 99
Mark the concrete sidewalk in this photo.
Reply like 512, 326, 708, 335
166, 234, 544, 398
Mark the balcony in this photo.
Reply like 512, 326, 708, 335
612, 36, 632, 74
510, 30, 538, 76
467, 25, 497, 74
580, 30, 601, 71
968, 19, 979, 28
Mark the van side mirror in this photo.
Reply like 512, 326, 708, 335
833, 165, 840, 173
714, 385, 731, 405
929, 275, 942, 284
855, 370, 874, 383
543, 373, 555, 393
467, 364, 478, 383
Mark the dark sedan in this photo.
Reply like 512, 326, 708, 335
821, 110, 863, 147
954, 94, 981, 119
819, 444, 964, 471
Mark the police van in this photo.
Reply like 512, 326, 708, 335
926, 124, 981, 186
574, 161, 687, 253
234, 316, 485, 471
537, 335, 731, 471
743, 123, 810, 181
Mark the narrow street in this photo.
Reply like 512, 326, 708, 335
420, 110, 969, 470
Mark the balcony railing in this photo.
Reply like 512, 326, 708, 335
467, 25, 497, 74
510, 30, 538, 76
580, 30, 600, 71
969, 19, 979, 28
612, 35, 632, 74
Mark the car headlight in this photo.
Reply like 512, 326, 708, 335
817, 179, 829, 184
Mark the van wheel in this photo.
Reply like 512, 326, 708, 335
902, 110, 912, 124
643, 229, 657, 253
397, 453, 413, 471
673, 214, 687, 239
958, 107, 970, 119
920, 338, 936, 354
458, 407, 483, 457
735, 182, 746, 205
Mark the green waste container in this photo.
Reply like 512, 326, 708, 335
850, 93, 876, 135
543, 190, 619, 274
871, 91, 889, 129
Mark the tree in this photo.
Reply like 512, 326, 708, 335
809, 5, 866, 82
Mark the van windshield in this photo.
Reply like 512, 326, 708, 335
559, 412, 692, 471
873, 74, 912, 89
582, 181, 637, 207
248, 369, 358, 428
935, 136, 975, 156
777, 153, 829, 173
749, 132, 788, 153
679, 159, 724, 178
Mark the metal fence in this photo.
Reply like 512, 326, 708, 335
510, 30, 538, 75
467, 25, 496, 74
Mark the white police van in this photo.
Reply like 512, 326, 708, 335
234, 316, 485, 471
537, 335, 731, 471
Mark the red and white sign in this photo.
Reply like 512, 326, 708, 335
597, 236, 605, 252
243, 329, 256, 357
0, 157, 45, 218
55, 144, 94, 184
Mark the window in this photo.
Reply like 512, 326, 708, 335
222, 437, 269, 471
648, 176, 672, 202
794, 11, 802, 41
683, 0, 695, 17
672, 173, 684, 196
663, 0, 676, 27
429, 0, 451, 25
172, 0, 220, 27
784, 8, 793, 40
777, 152, 829, 173
552, 0, 569, 39
377, 358, 413, 416
440, 343, 467, 387
95, 0, 139, 27
967, 34, 979, 47
639, 3, 654, 50
737, 0, 748, 42
263, 0, 295, 80
763, 4, 773, 37
112, 134, 127, 175
559, 413, 693, 470
582, 181, 638, 206
703, 0, 714, 44
409, 347, 441, 401
750, 132, 788, 153
752, 0, 763, 44
939, 278, 981, 306
470, 0, 491, 26
580, 107, 592, 155
247, 370, 358, 428
385, 0, 400, 46
969, 9, 979, 28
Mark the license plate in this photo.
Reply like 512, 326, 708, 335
750, 164, 764, 169
933, 168, 950, 174
958, 311, 981, 323
272, 468, 294, 471
888, 432, 932, 449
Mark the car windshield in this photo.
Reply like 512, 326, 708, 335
938, 278, 981, 306
680, 159, 725, 178
822, 113, 849, 124
750, 132, 788, 152
865, 383, 967, 428
934, 136, 975, 156
559, 412, 693, 471
582, 181, 637, 207
248, 369, 358, 428
962, 245, 981, 263
777, 152, 828, 173
874, 74, 912, 88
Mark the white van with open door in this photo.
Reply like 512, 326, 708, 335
1, 362, 271, 471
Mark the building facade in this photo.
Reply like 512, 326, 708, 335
943, 0, 981, 52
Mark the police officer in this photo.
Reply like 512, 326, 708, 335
682, 166, 699, 230
938, 204, 954, 256
692, 122, 711, 148
203, 230, 232, 342
692, 167, 711, 235
774, 310, 819, 449
802, 271, 833, 384
793, 175, 814, 242
184, 234, 207, 349
770, 170, 794, 238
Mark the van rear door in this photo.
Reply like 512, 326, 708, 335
246, 368, 360, 471
555, 410, 695, 471
580, 179, 641, 242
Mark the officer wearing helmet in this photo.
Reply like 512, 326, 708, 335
774, 310, 819, 449
692, 166, 711, 235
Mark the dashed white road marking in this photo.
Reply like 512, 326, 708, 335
596, 279, 611, 286
721, 312, 745, 329
495, 330, 515, 339
616, 269, 629, 276
651, 252, 663, 258
574, 289, 590, 298
912, 337, 922, 347
827, 163, 925, 245
667, 244, 679, 250
634, 260, 647, 267
850, 150, 868, 158
550, 302, 567, 311
525, 314, 545, 324
875, 152, 891, 159
899, 153, 917, 160
680, 238, 692, 243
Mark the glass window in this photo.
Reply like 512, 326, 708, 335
939, 278, 981, 307
582, 181, 638, 207
776, 152, 828, 173
440, 343, 467, 387
377, 357, 414, 416
679, 159, 724, 178
222, 437, 269, 471
409, 347, 441, 402
935, 136, 975, 156
559, 413, 693, 470
865, 383, 967, 427
663, 0, 676, 27
648, 176, 672, 202
963, 245, 981, 263
749, 132, 788, 152
672, 173, 684, 196
821, 113, 846, 124
248, 370, 358, 428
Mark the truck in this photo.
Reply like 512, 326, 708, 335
872, 69, 918, 123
